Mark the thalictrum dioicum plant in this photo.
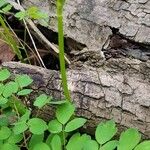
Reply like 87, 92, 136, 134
0, 1, 150, 150
1, 0, 71, 101
57, 0, 71, 102
0, 68, 150, 150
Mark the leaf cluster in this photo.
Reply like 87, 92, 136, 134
0, 0, 49, 27
0, 68, 149, 150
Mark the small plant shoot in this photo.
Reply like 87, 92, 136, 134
0, 0, 149, 149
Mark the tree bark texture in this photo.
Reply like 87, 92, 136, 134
2, 60, 150, 139
20, 0, 150, 59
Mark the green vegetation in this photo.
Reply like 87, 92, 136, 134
57, 0, 71, 101
0, 68, 149, 150
0, 0, 150, 150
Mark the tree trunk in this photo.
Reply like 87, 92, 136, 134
20, 0, 150, 60
2, 60, 150, 139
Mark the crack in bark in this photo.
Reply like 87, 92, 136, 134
2, 59, 150, 139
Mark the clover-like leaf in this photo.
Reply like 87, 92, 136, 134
50, 134, 61, 150
27, 6, 48, 19
56, 102, 75, 124
117, 128, 141, 150
33, 142, 50, 150
0, 0, 8, 8
2, 4, 12, 13
29, 134, 44, 150
95, 120, 117, 145
134, 141, 150, 150
0, 126, 11, 140
0, 96, 8, 105
33, 94, 51, 109
13, 121, 28, 134
65, 118, 87, 132
0, 116, 9, 126
3, 81, 18, 98
83, 140, 99, 150
15, 11, 27, 20
66, 133, 83, 150
7, 133, 23, 144
27, 118, 48, 135
0, 69, 10, 81
15, 75, 33, 88
99, 140, 118, 150
20, 109, 31, 122
48, 119, 62, 133
1, 143, 20, 150
17, 89, 33, 96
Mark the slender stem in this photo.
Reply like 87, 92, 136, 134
16, 0, 46, 68
57, 0, 71, 101
13, 101, 28, 149
62, 125, 66, 150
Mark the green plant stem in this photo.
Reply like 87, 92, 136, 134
57, 0, 71, 102
62, 126, 66, 150
13, 102, 28, 149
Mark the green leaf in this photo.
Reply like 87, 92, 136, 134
46, 134, 55, 147
48, 119, 62, 133
2, 4, 12, 13
56, 102, 75, 124
8, 96, 27, 115
1, 143, 20, 150
15, 75, 33, 88
15, 11, 27, 20
66, 133, 82, 150
38, 18, 49, 27
33, 142, 50, 150
27, 118, 48, 135
20, 110, 31, 122
0, 116, 9, 126
83, 140, 99, 150
0, 96, 8, 105
0, 126, 11, 140
49, 100, 67, 105
7, 133, 23, 144
29, 134, 44, 150
134, 141, 150, 150
0, 69, 10, 81
117, 128, 141, 150
0, 0, 8, 8
50, 134, 61, 150
80, 134, 91, 143
0, 83, 4, 95
17, 89, 33, 96
33, 94, 51, 109
99, 140, 118, 150
3, 81, 18, 98
95, 120, 117, 145
27, 6, 48, 19
13, 121, 28, 134
65, 118, 87, 132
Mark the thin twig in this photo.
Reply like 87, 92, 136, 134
16, 0, 46, 68
4, 21, 31, 64
8, 0, 70, 64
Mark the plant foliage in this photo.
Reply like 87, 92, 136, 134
0, 68, 149, 150
0, 0, 149, 150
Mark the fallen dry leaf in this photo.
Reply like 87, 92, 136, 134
0, 39, 15, 64
0, 27, 16, 64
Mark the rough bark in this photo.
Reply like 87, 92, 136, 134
20, 0, 150, 59
2, 60, 150, 139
